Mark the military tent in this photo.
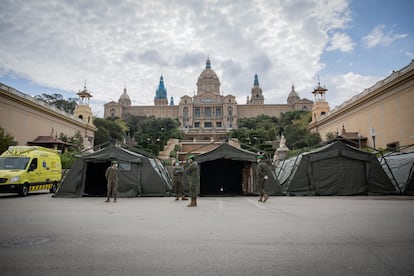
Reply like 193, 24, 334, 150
55, 146, 172, 197
275, 141, 397, 196
380, 152, 414, 195
195, 143, 280, 195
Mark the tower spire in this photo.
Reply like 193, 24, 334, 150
206, 57, 211, 69
154, 75, 168, 106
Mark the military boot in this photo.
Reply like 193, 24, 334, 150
187, 197, 196, 207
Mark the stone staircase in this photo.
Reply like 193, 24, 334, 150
158, 138, 180, 160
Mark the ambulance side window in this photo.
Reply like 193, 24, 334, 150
28, 158, 38, 172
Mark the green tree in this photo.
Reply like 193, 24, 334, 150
124, 116, 183, 156
35, 93, 77, 114
284, 124, 321, 150
325, 131, 336, 141
0, 127, 15, 153
69, 130, 84, 151
93, 118, 124, 146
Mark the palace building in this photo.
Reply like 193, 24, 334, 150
104, 58, 313, 142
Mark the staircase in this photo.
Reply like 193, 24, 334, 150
158, 138, 179, 160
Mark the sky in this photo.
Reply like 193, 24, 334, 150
0, 0, 413, 118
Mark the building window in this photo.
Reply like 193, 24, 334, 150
194, 122, 200, 128
204, 122, 212, 128
195, 108, 201, 118
118, 162, 131, 171
216, 108, 222, 117
216, 122, 222, 128
204, 107, 212, 117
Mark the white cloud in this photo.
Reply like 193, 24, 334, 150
362, 25, 408, 48
326, 32, 355, 52
323, 72, 382, 109
0, 0, 363, 117
404, 51, 414, 59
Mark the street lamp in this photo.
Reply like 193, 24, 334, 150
370, 128, 376, 150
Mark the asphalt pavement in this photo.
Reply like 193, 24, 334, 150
0, 193, 413, 276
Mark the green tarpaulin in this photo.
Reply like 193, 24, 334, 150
276, 141, 398, 196
55, 146, 172, 197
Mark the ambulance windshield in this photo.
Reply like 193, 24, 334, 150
0, 157, 30, 170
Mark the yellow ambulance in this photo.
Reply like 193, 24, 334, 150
0, 146, 62, 196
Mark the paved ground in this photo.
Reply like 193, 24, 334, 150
0, 193, 413, 276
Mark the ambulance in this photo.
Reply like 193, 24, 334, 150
0, 146, 62, 196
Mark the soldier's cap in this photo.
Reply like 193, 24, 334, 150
257, 155, 264, 160
187, 155, 195, 160
111, 160, 118, 164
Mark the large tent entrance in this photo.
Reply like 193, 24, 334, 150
84, 161, 111, 196
200, 159, 243, 195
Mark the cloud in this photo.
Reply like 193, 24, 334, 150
404, 51, 414, 59
0, 0, 363, 117
326, 32, 355, 52
323, 72, 381, 109
362, 25, 408, 48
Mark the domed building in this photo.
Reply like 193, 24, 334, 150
104, 58, 313, 143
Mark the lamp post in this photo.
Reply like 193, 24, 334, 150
370, 128, 376, 150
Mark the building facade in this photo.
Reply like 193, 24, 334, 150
0, 83, 97, 151
104, 58, 313, 141
309, 60, 414, 152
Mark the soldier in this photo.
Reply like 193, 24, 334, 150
172, 160, 188, 201
105, 160, 119, 203
256, 155, 269, 203
185, 155, 200, 207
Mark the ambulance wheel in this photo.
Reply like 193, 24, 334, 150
19, 184, 29, 197
50, 182, 57, 193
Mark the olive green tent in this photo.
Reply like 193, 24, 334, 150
195, 143, 281, 195
380, 151, 414, 195
55, 146, 172, 197
275, 141, 398, 196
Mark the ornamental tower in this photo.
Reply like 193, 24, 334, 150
196, 58, 221, 96
311, 81, 330, 123
287, 84, 300, 104
74, 83, 94, 126
248, 73, 264, 104
154, 75, 168, 106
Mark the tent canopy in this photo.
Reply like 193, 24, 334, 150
196, 143, 257, 163
55, 146, 172, 198
276, 141, 398, 196
195, 143, 280, 195
380, 152, 414, 195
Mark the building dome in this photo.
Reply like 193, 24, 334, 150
287, 84, 300, 104
196, 58, 221, 96
118, 86, 131, 107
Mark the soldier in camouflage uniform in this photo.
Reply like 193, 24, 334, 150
105, 160, 119, 203
256, 155, 269, 203
185, 155, 200, 207
172, 160, 188, 201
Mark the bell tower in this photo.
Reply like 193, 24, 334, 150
74, 83, 94, 126
248, 74, 264, 104
311, 81, 330, 123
